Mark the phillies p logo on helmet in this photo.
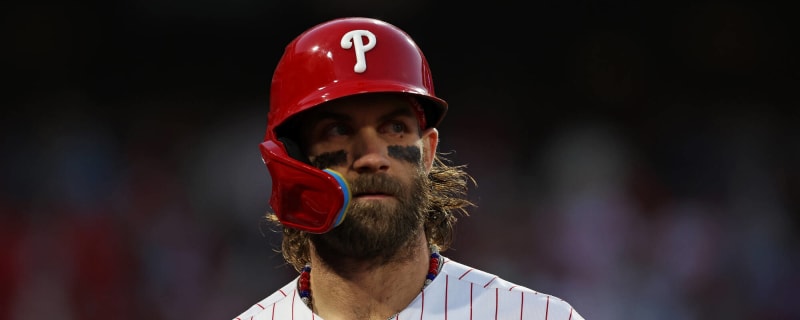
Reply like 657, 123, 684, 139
340, 30, 376, 73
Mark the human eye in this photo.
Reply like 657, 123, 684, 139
380, 120, 410, 136
322, 122, 351, 139
390, 122, 407, 133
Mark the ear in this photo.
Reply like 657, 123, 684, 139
421, 128, 439, 173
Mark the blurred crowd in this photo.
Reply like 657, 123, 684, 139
2, 0, 798, 319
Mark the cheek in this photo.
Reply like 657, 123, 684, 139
387, 145, 422, 165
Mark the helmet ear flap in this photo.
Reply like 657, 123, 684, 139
260, 139, 351, 234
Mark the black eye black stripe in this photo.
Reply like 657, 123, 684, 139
388, 145, 421, 165
310, 145, 420, 169
311, 150, 347, 169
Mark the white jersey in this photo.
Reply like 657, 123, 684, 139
234, 257, 584, 320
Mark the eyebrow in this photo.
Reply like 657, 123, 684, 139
378, 106, 415, 123
308, 111, 349, 123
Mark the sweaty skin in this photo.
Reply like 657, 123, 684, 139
310, 145, 422, 169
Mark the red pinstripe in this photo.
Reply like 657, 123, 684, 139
470, 283, 474, 320
419, 289, 425, 320
444, 275, 448, 320
484, 276, 498, 288
272, 303, 275, 320
520, 291, 524, 320
459, 268, 474, 279
568, 308, 573, 320
291, 289, 296, 320
545, 295, 550, 320
279, 289, 287, 296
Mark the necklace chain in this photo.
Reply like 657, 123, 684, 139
298, 246, 442, 320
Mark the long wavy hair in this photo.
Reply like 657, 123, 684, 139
266, 153, 476, 272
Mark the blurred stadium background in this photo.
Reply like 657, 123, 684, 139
1, 0, 798, 319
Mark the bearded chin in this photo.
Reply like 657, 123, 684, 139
311, 168, 430, 267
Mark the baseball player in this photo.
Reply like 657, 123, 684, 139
234, 17, 584, 320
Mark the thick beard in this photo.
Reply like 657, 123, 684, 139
311, 166, 430, 270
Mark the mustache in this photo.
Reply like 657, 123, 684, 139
349, 174, 405, 197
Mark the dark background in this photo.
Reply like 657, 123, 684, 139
2, 0, 798, 319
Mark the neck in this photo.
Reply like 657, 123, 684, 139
306, 234, 433, 320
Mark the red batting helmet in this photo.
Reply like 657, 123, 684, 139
259, 17, 448, 233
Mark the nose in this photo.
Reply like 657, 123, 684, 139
351, 129, 390, 173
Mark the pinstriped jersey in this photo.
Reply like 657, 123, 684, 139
234, 257, 584, 320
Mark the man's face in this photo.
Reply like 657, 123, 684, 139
300, 93, 439, 263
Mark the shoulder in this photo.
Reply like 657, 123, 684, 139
440, 257, 532, 291
430, 257, 585, 320
232, 278, 304, 320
